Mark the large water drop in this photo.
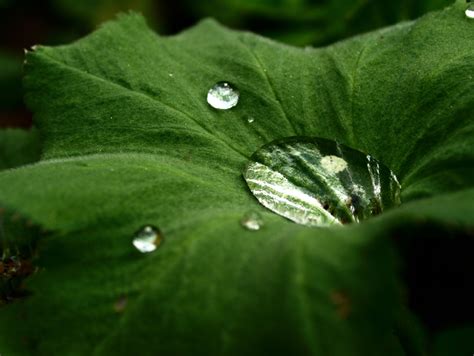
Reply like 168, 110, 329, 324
207, 82, 239, 110
243, 137, 401, 227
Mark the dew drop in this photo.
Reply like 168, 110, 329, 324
247, 116, 255, 123
207, 82, 239, 110
243, 137, 401, 227
240, 211, 264, 231
132, 225, 162, 253
466, 3, 474, 19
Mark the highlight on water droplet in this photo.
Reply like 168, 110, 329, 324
207, 82, 239, 110
466, 3, 474, 19
132, 225, 163, 253
243, 137, 401, 227
240, 211, 264, 231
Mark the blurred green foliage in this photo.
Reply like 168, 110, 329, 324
46, 0, 455, 46
1, 0, 454, 48
0, 0, 12, 9
51, 0, 158, 29
0, 52, 23, 111
183, 0, 453, 46
432, 326, 474, 356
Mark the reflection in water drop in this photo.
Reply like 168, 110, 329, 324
247, 117, 255, 123
466, 3, 474, 19
207, 82, 240, 110
367, 155, 382, 202
240, 211, 264, 231
132, 225, 163, 253
320, 155, 348, 174
243, 137, 401, 227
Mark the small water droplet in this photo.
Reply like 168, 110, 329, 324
168, 73, 174, 77
247, 116, 255, 123
132, 225, 162, 253
243, 137, 401, 227
240, 211, 264, 231
207, 82, 239, 110
466, 3, 474, 19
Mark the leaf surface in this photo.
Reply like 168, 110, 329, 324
0, 128, 40, 171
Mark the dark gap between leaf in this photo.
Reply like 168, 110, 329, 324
393, 222, 474, 333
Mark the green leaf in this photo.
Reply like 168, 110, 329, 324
0, 128, 41, 171
0, 1, 473, 354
